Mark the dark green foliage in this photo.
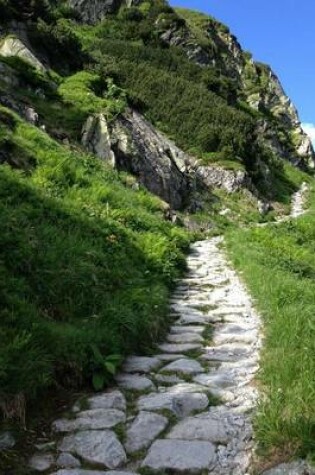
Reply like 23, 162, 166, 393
29, 18, 85, 73
0, 0, 53, 22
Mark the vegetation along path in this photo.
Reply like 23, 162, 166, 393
27, 237, 263, 475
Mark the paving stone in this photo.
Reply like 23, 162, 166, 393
261, 461, 315, 475
167, 413, 231, 444
29, 453, 55, 472
161, 358, 205, 375
138, 391, 208, 417
165, 382, 210, 394
142, 439, 217, 472
51, 471, 108, 475
155, 354, 186, 361
179, 314, 207, 325
53, 409, 126, 432
157, 343, 202, 354
88, 390, 126, 411
56, 453, 81, 469
167, 333, 203, 343
170, 325, 205, 335
115, 373, 155, 391
58, 430, 127, 469
125, 411, 168, 454
122, 356, 161, 373
194, 371, 236, 389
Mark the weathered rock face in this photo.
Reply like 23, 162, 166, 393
68, 0, 141, 24
0, 37, 45, 71
158, 10, 315, 168
82, 110, 192, 209
81, 110, 256, 209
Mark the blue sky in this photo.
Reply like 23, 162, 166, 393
171, 0, 315, 145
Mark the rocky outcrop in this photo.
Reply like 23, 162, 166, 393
82, 110, 192, 209
0, 37, 46, 71
68, 0, 141, 24
81, 110, 258, 209
196, 166, 250, 193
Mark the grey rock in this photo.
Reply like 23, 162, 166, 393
125, 411, 168, 454
59, 430, 127, 469
82, 114, 115, 166
29, 453, 55, 472
88, 390, 126, 411
142, 439, 217, 472
115, 373, 155, 391
196, 166, 249, 193
122, 356, 161, 373
138, 391, 208, 417
69, 0, 122, 24
0, 431, 16, 450
170, 325, 205, 335
51, 471, 107, 475
56, 453, 81, 469
0, 37, 45, 71
167, 333, 203, 344
154, 374, 185, 384
167, 413, 230, 443
155, 354, 186, 361
157, 343, 202, 354
161, 358, 205, 375
53, 409, 126, 432
262, 461, 315, 475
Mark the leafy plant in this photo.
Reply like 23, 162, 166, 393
90, 345, 122, 391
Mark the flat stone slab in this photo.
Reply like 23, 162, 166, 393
138, 391, 208, 417
51, 471, 108, 475
142, 439, 217, 472
166, 383, 210, 394
261, 461, 315, 475
115, 373, 155, 391
53, 409, 126, 432
167, 413, 231, 443
158, 343, 202, 354
170, 326, 205, 334
179, 315, 207, 325
122, 356, 161, 373
29, 453, 55, 472
155, 354, 186, 361
59, 430, 127, 469
161, 358, 205, 375
87, 390, 126, 411
167, 333, 203, 344
194, 372, 236, 389
125, 411, 168, 454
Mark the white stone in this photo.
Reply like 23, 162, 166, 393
122, 356, 161, 373
161, 358, 205, 375
53, 409, 125, 432
0, 37, 45, 71
138, 391, 208, 417
155, 354, 186, 361
167, 333, 203, 343
142, 439, 217, 472
58, 430, 126, 469
167, 413, 231, 443
115, 373, 155, 391
170, 325, 205, 334
262, 461, 315, 475
29, 453, 55, 472
88, 390, 126, 411
125, 412, 168, 454
158, 343, 202, 353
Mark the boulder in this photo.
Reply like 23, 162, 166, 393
0, 37, 45, 71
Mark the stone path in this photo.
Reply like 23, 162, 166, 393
30, 238, 263, 475
290, 181, 308, 218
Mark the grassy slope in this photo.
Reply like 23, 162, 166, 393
0, 105, 190, 407
225, 177, 315, 462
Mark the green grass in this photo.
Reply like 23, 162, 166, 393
225, 184, 315, 461
0, 106, 191, 410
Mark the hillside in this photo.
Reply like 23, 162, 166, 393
0, 0, 314, 473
